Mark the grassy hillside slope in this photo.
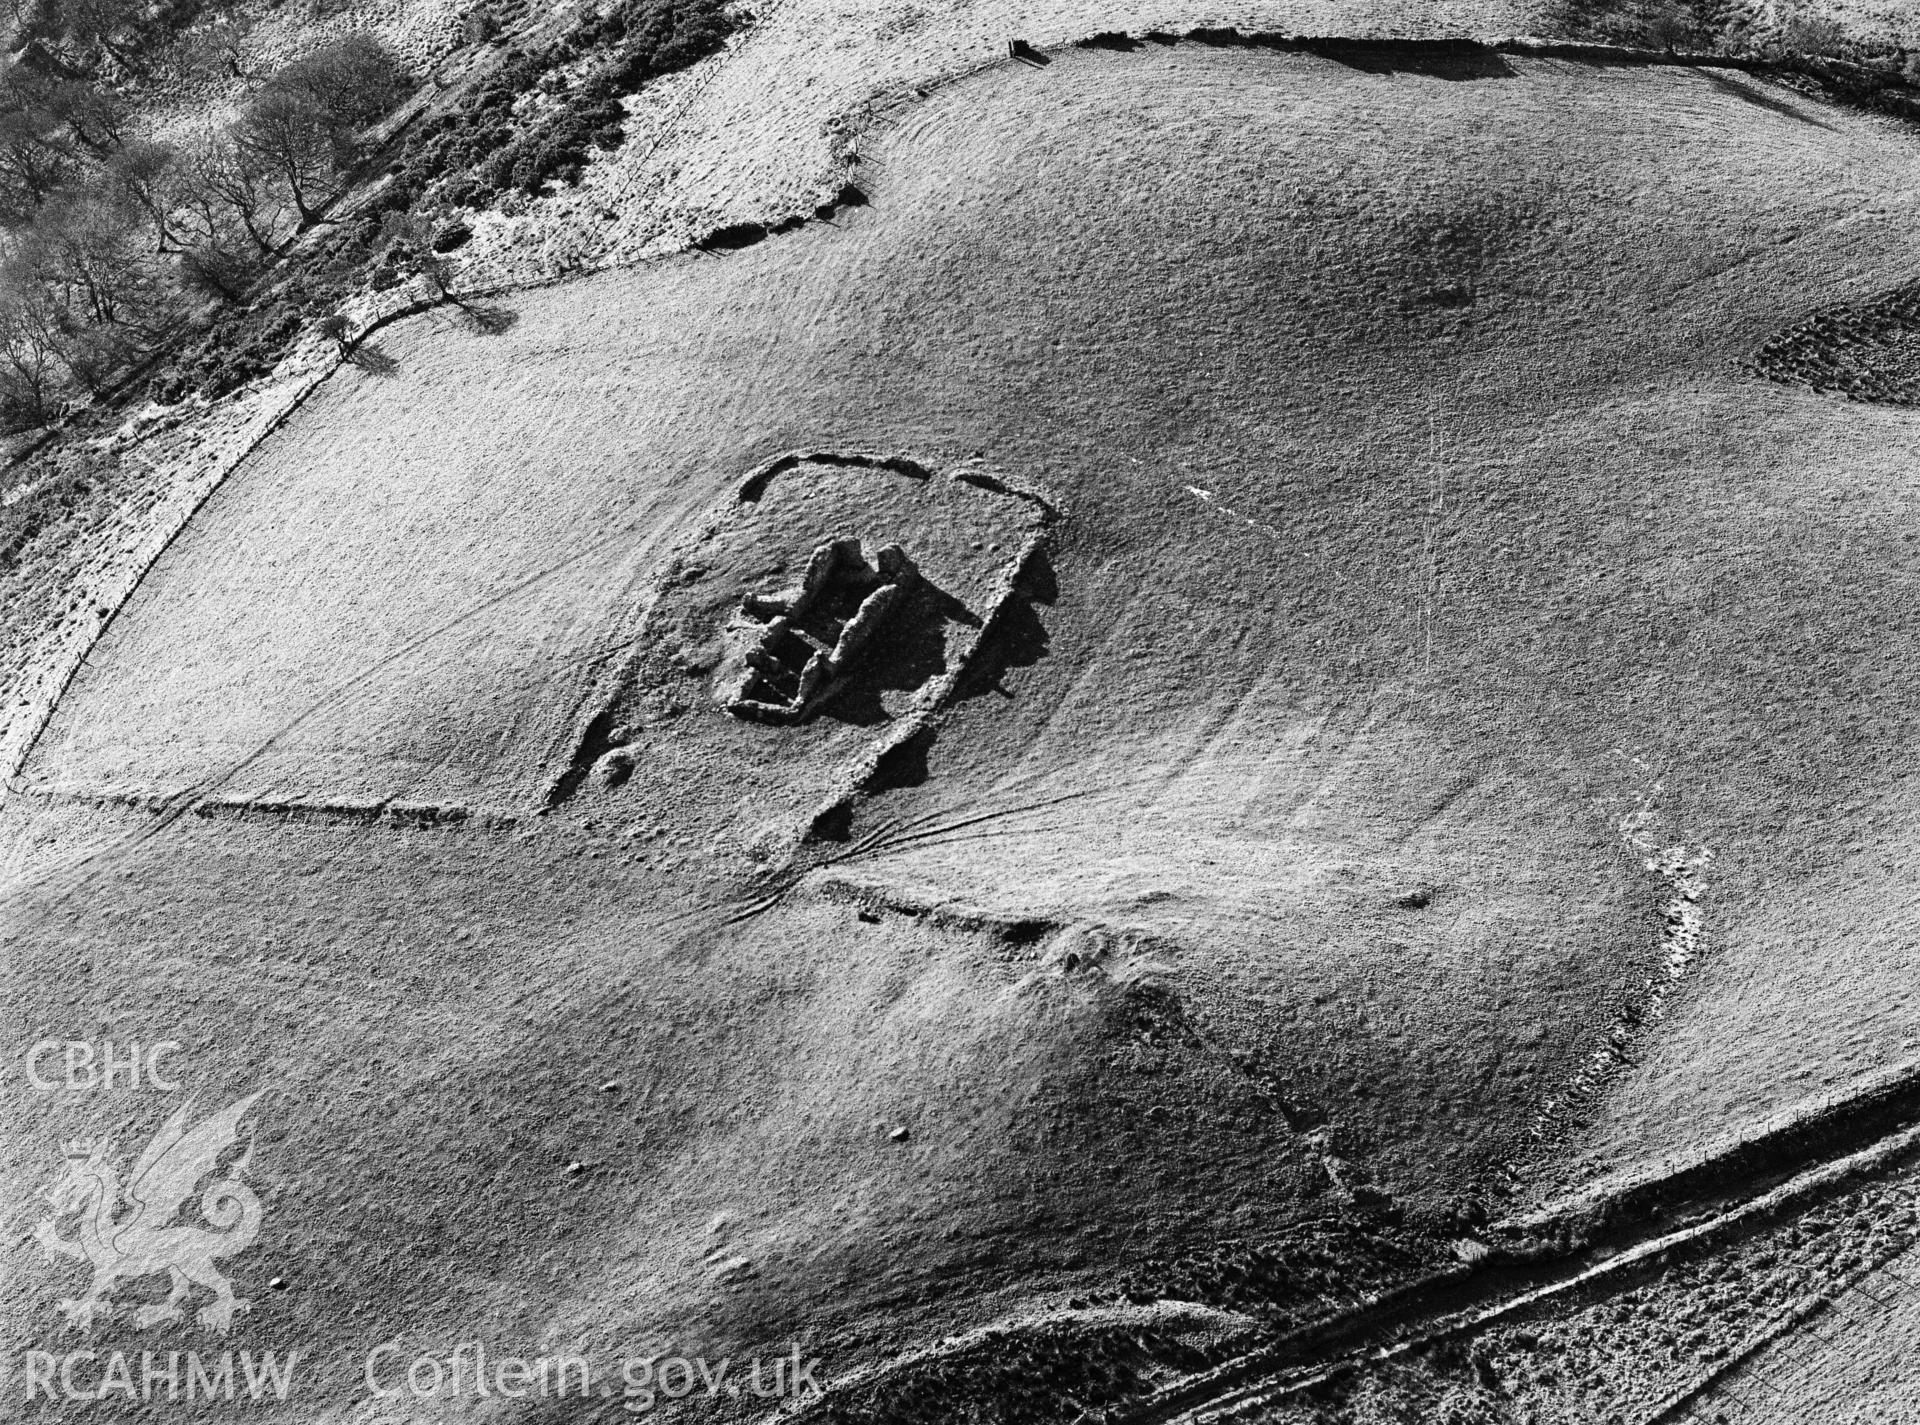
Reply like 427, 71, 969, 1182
10, 37, 1920, 1423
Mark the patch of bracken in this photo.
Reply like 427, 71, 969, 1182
1751, 283, 1920, 405
398, 0, 737, 210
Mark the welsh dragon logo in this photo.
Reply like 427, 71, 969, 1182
34, 1092, 264, 1334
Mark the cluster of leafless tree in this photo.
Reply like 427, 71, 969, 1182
1546, 0, 1861, 59
0, 4, 409, 426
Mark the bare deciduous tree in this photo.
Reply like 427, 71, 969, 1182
175, 127, 285, 261
49, 0, 151, 75
316, 310, 349, 352
102, 139, 179, 251
234, 88, 342, 229
176, 17, 258, 87
1776, 11, 1848, 57
0, 269, 66, 425
267, 33, 409, 129
24, 187, 167, 336
0, 103, 75, 223
47, 74, 127, 155
375, 205, 455, 295
0, 25, 412, 414
1639, 0, 1697, 53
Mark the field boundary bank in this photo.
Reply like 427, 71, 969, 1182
16, 783, 520, 832
800, 869, 1219, 959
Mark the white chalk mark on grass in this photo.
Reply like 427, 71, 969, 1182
1183, 484, 1284, 542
